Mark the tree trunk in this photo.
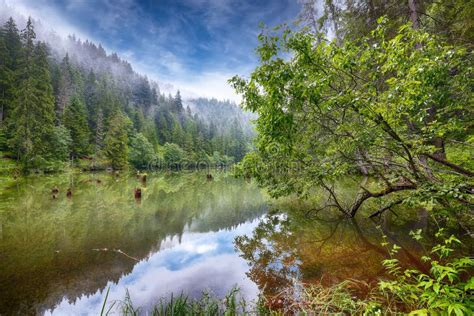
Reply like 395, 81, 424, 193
408, 0, 420, 29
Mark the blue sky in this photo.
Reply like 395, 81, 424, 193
46, 219, 261, 315
4, 0, 302, 100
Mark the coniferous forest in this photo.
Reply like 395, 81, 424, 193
0, 17, 252, 172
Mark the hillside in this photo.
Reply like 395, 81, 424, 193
0, 14, 252, 171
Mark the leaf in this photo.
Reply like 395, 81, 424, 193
464, 277, 474, 291
408, 309, 428, 316
433, 283, 440, 294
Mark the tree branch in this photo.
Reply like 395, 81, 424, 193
423, 153, 474, 177
369, 199, 404, 218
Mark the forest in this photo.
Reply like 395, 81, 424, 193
0, 17, 252, 172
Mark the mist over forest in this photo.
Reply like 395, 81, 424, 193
0, 4, 254, 171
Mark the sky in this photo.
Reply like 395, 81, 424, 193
46, 219, 261, 315
2, 0, 302, 101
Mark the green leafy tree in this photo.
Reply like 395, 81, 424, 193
298, 1, 473, 45
104, 112, 129, 169
128, 132, 155, 169
63, 95, 89, 158
230, 21, 473, 217
163, 142, 185, 168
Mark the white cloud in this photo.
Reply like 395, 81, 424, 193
45, 222, 260, 315
2, 0, 91, 40
0, 0, 267, 102
167, 71, 246, 103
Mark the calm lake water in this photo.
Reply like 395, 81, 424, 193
0, 172, 464, 315
0, 171, 267, 315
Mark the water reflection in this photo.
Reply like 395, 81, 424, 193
0, 171, 267, 315
235, 208, 434, 304
47, 221, 261, 315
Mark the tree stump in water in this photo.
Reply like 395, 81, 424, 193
52, 187, 59, 199
134, 188, 142, 199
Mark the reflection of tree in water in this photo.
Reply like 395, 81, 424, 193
236, 214, 299, 301
235, 208, 431, 306
0, 172, 267, 315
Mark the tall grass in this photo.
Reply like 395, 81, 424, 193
99, 283, 377, 316
100, 287, 263, 316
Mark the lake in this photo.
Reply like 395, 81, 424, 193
0, 172, 462, 315
0, 171, 267, 315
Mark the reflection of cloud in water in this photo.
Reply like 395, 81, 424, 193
47, 220, 260, 315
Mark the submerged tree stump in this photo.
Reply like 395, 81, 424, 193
134, 188, 142, 199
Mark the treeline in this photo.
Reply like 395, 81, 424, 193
0, 17, 251, 171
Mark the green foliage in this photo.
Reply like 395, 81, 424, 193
379, 230, 474, 315
128, 132, 156, 169
299, 1, 474, 45
8, 19, 56, 169
63, 95, 89, 158
48, 124, 72, 161
231, 20, 473, 217
163, 142, 185, 167
104, 112, 130, 169
0, 17, 251, 172
103, 287, 257, 316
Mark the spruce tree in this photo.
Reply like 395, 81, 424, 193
104, 112, 129, 169
173, 90, 184, 113
94, 107, 105, 155
0, 18, 21, 124
9, 18, 55, 167
63, 95, 89, 158
57, 54, 82, 115
0, 27, 8, 124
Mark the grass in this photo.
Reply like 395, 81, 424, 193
99, 283, 388, 316
101, 287, 259, 316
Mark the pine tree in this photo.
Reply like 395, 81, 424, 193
173, 90, 184, 113
57, 54, 82, 116
63, 95, 89, 158
95, 107, 105, 155
0, 18, 21, 124
9, 18, 55, 167
0, 27, 8, 124
104, 112, 129, 169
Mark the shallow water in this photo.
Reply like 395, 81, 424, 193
0, 171, 267, 315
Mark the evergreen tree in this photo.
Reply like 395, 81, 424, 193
0, 18, 21, 124
0, 27, 8, 124
173, 90, 184, 113
63, 95, 89, 158
49, 125, 72, 161
94, 107, 105, 155
171, 117, 184, 146
104, 112, 129, 169
9, 19, 55, 167
57, 54, 82, 116
84, 69, 98, 130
